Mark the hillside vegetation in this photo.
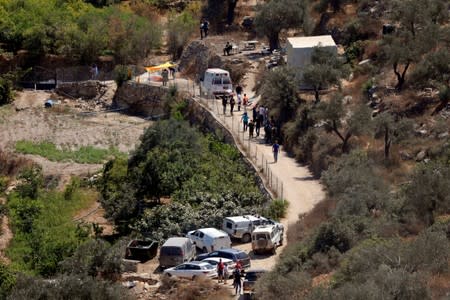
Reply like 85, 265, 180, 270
0, 0, 449, 299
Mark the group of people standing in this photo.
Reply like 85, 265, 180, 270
216, 259, 245, 295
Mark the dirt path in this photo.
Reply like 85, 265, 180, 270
193, 65, 325, 271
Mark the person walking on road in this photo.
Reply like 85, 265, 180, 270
248, 119, 255, 138
243, 94, 249, 107
229, 94, 235, 115
233, 268, 243, 295
241, 112, 249, 131
272, 140, 280, 163
222, 95, 228, 115
217, 259, 224, 283
237, 93, 242, 111
223, 263, 229, 284
255, 115, 261, 137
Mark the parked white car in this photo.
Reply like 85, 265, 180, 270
202, 257, 236, 277
163, 261, 217, 280
187, 228, 232, 253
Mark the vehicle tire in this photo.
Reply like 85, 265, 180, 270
279, 238, 283, 246
242, 233, 251, 243
271, 245, 277, 255
165, 273, 172, 277
202, 247, 208, 253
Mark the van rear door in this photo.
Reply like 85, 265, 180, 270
213, 235, 232, 251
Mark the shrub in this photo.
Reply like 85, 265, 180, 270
264, 199, 288, 221
15, 166, 43, 200
8, 274, 131, 300
255, 271, 311, 300
311, 219, 353, 254
114, 65, 131, 87
0, 263, 15, 300
0, 76, 13, 106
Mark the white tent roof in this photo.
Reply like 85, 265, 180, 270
287, 35, 336, 48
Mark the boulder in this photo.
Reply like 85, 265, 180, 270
399, 151, 413, 161
415, 150, 427, 161
179, 41, 223, 80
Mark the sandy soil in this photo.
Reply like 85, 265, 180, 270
0, 91, 150, 178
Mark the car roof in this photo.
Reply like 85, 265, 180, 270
225, 215, 267, 222
162, 237, 190, 247
203, 257, 233, 262
197, 228, 228, 237
252, 225, 276, 233
217, 248, 244, 254
205, 68, 229, 74
188, 261, 210, 266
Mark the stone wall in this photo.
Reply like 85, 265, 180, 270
113, 82, 166, 116
55, 81, 102, 99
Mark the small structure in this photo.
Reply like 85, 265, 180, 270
286, 35, 337, 79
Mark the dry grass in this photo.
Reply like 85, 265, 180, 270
158, 276, 231, 300
428, 271, 450, 299
0, 148, 34, 176
287, 198, 336, 244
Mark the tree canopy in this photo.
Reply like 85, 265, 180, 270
255, 0, 309, 50
302, 47, 349, 103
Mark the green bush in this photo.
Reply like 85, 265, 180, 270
0, 76, 13, 106
113, 65, 130, 87
7, 184, 96, 276
264, 199, 288, 221
0, 263, 15, 300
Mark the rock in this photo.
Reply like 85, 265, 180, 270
437, 132, 449, 139
179, 41, 223, 79
399, 151, 413, 160
358, 59, 371, 65
343, 95, 352, 104
415, 150, 427, 161
122, 281, 136, 288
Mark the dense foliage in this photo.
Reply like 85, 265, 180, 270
0, 0, 161, 63
6, 170, 96, 276
256, 150, 450, 299
100, 119, 269, 240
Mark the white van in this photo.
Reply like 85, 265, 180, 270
200, 68, 233, 98
159, 237, 196, 269
186, 228, 232, 253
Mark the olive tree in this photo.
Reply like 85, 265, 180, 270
259, 66, 301, 126
373, 112, 413, 159
314, 94, 372, 153
382, 0, 447, 90
404, 161, 450, 225
302, 47, 349, 103
255, 0, 309, 50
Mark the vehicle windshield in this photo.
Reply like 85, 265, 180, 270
160, 247, 182, 256
236, 252, 249, 260
202, 264, 214, 270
